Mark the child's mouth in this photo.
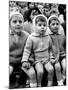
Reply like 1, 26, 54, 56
41, 30, 45, 33
40, 30, 45, 35
15, 27, 21, 29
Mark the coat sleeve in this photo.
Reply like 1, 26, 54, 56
21, 35, 33, 63
60, 35, 66, 57
49, 36, 54, 59
49, 36, 60, 62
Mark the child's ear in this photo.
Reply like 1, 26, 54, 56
9, 19, 12, 28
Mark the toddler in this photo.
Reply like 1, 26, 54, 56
22, 14, 54, 87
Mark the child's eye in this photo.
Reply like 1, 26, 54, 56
43, 24, 46, 27
19, 20, 22, 24
38, 24, 41, 26
56, 23, 59, 26
13, 20, 17, 24
52, 23, 55, 26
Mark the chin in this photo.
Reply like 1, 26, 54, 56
16, 29, 22, 32
40, 32, 45, 35
53, 31, 58, 34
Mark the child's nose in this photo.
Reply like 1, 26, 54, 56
54, 24, 57, 27
41, 25, 44, 28
17, 21, 20, 25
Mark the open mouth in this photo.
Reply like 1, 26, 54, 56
40, 31, 45, 34
41, 30, 45, 33
54, 29, 58, 32
15, 27, 21, 29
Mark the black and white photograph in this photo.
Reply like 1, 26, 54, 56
9, 0, 66, 89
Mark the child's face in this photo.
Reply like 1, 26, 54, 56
10, 15, 24, 33
43, 8, 50, 17
30, 10, 39, 21
29, 2, 35, 8
35, 21, 47, 35
49, 19, 60, 34
50, 12, 58, 17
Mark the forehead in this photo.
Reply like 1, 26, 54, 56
50, 19, 59, 23
11, 15, 23, 20
35, 16, 47, 24
37, 21, 47, 24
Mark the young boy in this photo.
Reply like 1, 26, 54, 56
9, 11, 29, 87
48, 15, 66, 86
46, 8, 65, 36
21, 14, 54, 87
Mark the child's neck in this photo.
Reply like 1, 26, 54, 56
52, 32, 58, 35
40, 33, 45, 37
11, 30, 22, 36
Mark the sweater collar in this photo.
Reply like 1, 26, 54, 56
49, 32, 60, 35
10, 29, 22, 36
31, 32, 48, 37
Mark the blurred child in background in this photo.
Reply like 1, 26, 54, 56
24, 7, 41, 34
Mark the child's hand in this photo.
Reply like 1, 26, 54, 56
22, 62, 31, 69
50, 59, 56, 64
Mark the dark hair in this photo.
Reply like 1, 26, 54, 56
27, 7, 41, 22
27, 2, 35, 9
35, 16, 47, 24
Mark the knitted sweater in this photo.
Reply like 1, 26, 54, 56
50, 33, 66, 61
22, 32, 52, 64
9, 30, 29, 64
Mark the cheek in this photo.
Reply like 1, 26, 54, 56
50, 25, 54, 30
44, 27, 47, 30
11, 21, 15, 26
34, 27, 39, 32
10, 22, 15, 28
20, 23, 23, 26
21, 23, 24, 28
57, 25, 59, 29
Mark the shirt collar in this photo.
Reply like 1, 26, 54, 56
10, 29, 22, 36
31, 32, 48, 37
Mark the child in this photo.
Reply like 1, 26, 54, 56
24, 7, 41, 34
46, 7, 65, 36
22, 14, 54, 87
48, 15, 66, 85
9, 11, 30, 87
